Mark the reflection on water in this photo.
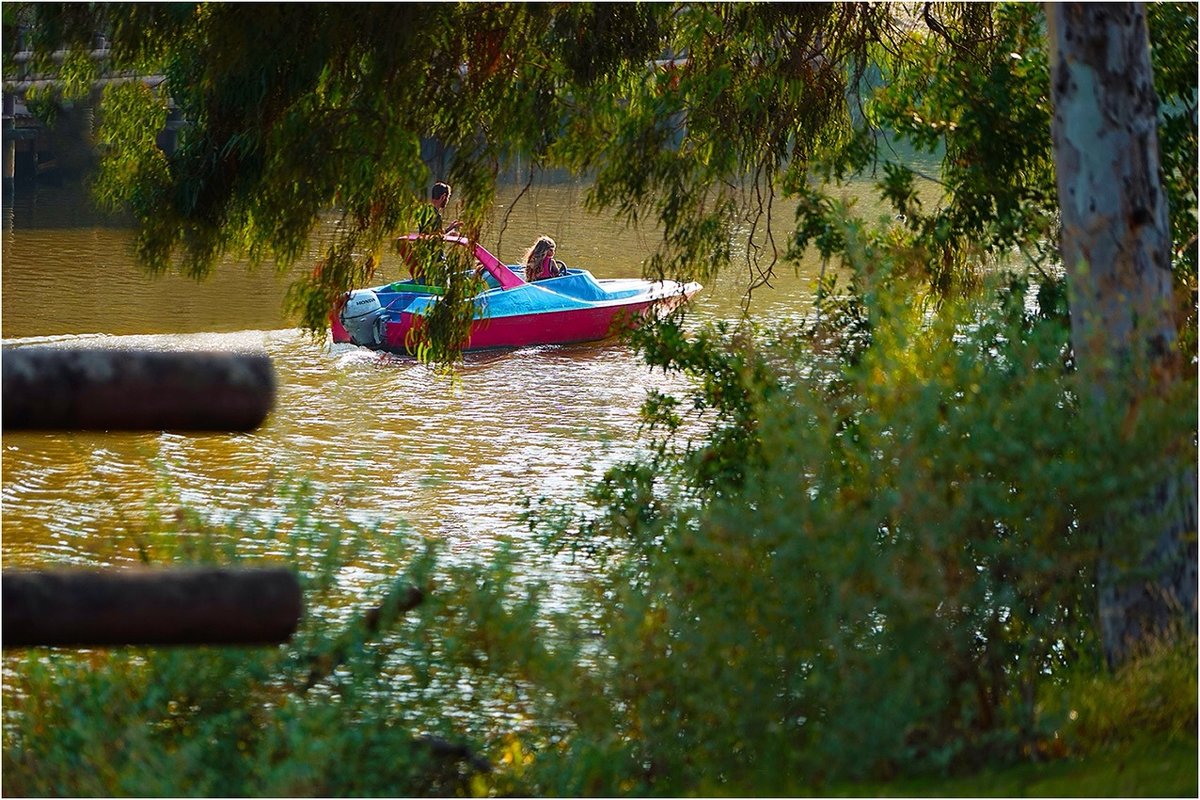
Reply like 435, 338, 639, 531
1, 178, 830, 579
2, 330, 690, 597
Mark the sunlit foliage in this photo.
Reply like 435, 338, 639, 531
531, 266, 1194, 791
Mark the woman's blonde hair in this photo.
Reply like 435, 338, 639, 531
523, 235, 557, 280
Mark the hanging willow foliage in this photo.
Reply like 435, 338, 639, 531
4, 2, 900, 363
4, 3, 1195, 365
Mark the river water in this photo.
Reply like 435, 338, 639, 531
2, 177, 869, 586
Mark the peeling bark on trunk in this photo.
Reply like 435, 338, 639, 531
1047, 2, 1197, 668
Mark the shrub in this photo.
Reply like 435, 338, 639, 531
531, 272, 1196, 793
0, 481, 565, 797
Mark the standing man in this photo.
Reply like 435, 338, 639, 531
424, 181, 461, 234
408, 181, 460, 284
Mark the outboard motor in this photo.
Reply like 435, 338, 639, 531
340, 290, 385, 347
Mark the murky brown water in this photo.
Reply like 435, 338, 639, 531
2, 177, 870, 578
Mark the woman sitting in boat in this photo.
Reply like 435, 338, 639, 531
523, 235, 566, 281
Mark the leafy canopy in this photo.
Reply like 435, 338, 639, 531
8, 2, 903, 361
8, 3, 1194, 362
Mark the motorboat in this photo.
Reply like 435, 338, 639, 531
331, 234, 701, 353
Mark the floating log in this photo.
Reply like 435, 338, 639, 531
1, 347, 275, 431
2, 567, 302, 648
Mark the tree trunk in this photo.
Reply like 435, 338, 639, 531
1047, 2, 1197, 668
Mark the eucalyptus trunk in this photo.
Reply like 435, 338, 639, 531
1047, 2, 1197, 668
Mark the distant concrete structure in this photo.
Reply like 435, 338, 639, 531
2, 47, 177, 184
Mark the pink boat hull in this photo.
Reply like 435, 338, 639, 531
392, 297, 662, 352
332, 290, 694, 352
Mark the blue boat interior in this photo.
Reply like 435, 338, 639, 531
374, 287, 437, 314
371, 267, 648, 321
535, 271, 642, 301
420, 268, 643, 302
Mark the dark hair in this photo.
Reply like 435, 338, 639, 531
431, 182, 451, 201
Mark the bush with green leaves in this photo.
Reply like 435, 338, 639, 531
529, 263, 1195, 793
0, 478, 591, 797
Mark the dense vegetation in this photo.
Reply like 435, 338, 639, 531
3, 2, 1196, 796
